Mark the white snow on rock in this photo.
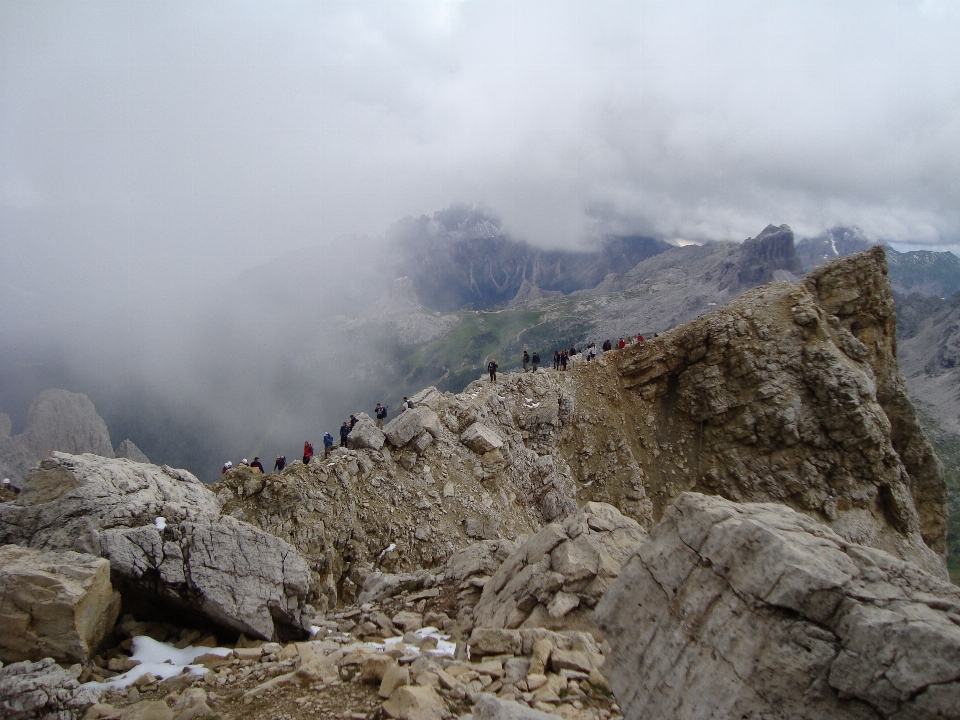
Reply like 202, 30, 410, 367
81, 636, 230, 691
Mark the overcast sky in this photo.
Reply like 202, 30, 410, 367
2, 0, 960, 308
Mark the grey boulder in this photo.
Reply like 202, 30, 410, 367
0, 452, 312, 641
347, 412, 386, 451
460, 422, 504, 454
471, 693, 555, 719
596, 492, 960, 720
0, 657, 99, 720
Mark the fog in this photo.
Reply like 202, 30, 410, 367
2, 1, 959, 478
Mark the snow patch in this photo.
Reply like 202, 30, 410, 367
81, 636, 231, 691
154, 517, 166, 531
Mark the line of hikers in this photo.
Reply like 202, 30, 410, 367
221, 397, 422, 475
224, 334, 656, 470
487, 334, 649, 382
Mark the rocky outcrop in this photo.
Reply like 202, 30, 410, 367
347, 412, 386, 451
0, 389, 114, 487
0, 452, 312, 640
721, 223, 802, 291
0, 657, 99, 720
472, 503, 645, 635
0, 545, 120, 663
596, 492, 960, 720
113, 439, 149, 463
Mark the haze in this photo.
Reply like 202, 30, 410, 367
2, 0, 959, 478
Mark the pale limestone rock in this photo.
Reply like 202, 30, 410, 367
473, 503, 645, 633
348, 412, 386, 451
101, 516, 311, 641
379, 664, 410, 698
595, 492, 960, 720
384, 407, 438, 447
460, 423, 503, 454
381, 684, 446, 720
0, 657, 99, 720
0, 452, 312, 641
0, 545, 120, 663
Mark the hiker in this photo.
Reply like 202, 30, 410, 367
250, 457, 264, 473
587, 343, 596, 361
532, 351, 540, 371
522, 350, 530, 372
323, 432, 334, 458
618, 337, 626, 349
221, 461, 232, 475
340, 422, 350, 446
602, 339, 612, 352
273, 455, 286, 473
350, 414, 358, 429
375, 403, 388, 428
560, 349, 568, 371
239, 458, 249, 467
303, 441, 314, 465
637, 334, 645, 342
553, 350, 560, 370
401, 397, 410, 413
487, 359, 499, 383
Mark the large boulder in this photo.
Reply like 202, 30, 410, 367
347, 412, 386, 451
0, 452, 313, 641
473, 503, 646, 634
0, 657, 99, 720
0, 545, 120, 663
460, 423, 504, 454
383, 407, 439, 447
596, 492, 960, 720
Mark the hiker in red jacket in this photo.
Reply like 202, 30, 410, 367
303, 441, 314, 465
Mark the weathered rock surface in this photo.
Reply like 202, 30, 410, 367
460, 423, 504, 454
113, 440, 150, 464
473, 503, 645, 635
101, 516, 311, 641
0, 389, 114, 488
0, 452, 312, 640
384, 407, 439, 448
0, 657, 99, 720
471, 693, 555, 719
0, 545, 120, 663
596, 492, 960, 720
347, 412, 386, 451
217, 247, 947, 609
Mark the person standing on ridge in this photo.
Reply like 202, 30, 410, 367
303, 441, 314, 465
221, 461, 232, 475
553, 350, 560, 370
375, 403, 387, 428
274, 455, 286, 473
560, 349, 568, 371
602, 339, 612, 353
401, 397, 410, 413
532, 351, 540, 372
250, 457, 264, 473
323, 432, 334, 458
340, 422, 350, 446
618, 337, 626, 349
487, 359, 498, 383
349, 414, 358, 430
522, 350, 530, 372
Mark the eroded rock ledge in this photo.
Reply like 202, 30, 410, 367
596, 492, 960, 720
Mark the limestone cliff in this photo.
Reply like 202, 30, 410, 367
218, 247, 948, 606
0, 389, 115, 487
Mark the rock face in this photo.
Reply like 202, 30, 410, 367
472, 503, 645, 634
0, 545, 120, 663
113, 439, 150, 463
596, 492, 960, 720
347, 412, 386, 451
0, 658, 100, 720
0, 388, 114, 487
0, 452, 312, 640
217, 247, 947, 610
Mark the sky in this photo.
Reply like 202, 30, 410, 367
2, 1, 960, 475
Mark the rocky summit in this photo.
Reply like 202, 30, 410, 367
0, 246, 956, 720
